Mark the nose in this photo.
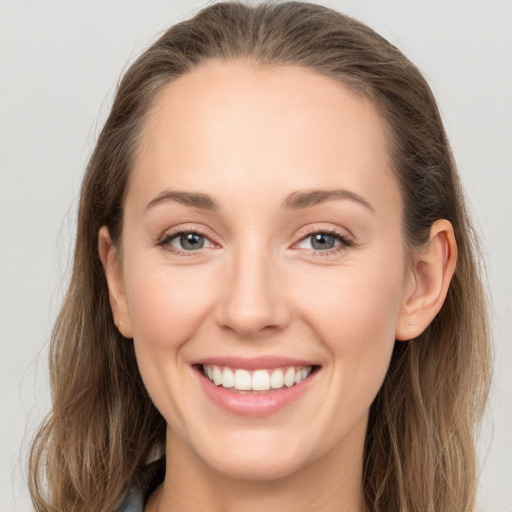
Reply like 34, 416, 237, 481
214, 244, 290, 339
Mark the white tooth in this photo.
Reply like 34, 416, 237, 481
270, 368, 284, 389
301, 369, 308, 380
205, 366, 213, 380
234, 369, 252, 390
294, 369, 302, 384
252, 369, 271, 391
284, 367, 295, 387
212, 366, 222, 385
222, 367, 234, 388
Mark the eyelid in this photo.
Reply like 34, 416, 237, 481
294, 224, 353, 243
291, 225, 354, 255
155, 223, 354, 257
156, 224, 220, 256
298, 222, 354, 238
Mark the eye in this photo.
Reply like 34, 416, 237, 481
300, 232, 338, 250
172, 232, 207, 250
158, 229, 215, 255
294, 229, 352, 254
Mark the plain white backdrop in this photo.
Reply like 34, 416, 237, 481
1, 1, 511, 511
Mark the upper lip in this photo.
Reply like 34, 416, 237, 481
192, 356, 320, 370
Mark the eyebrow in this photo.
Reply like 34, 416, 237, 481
283, 188, 375, 212
145, 190, 218, 212
144, 188, 375, 213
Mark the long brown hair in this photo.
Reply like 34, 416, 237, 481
29, 2, 491, 511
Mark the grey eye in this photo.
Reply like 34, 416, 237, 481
175, 233, 205, 250
310, 233, 337, 250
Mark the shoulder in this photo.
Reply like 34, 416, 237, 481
116, 457, 165, 512
116, 491, 145, 512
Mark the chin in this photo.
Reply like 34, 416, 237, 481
206, 452, 308, 482
190, 430, 317, 482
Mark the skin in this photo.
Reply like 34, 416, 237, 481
99, 61, 457, 512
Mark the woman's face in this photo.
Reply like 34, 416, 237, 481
108, 61, 416, 480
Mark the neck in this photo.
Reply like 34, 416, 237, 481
149, 426, 366, 512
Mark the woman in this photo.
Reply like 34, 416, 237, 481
28, 2, 491, 511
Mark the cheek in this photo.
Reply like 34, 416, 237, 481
297, 258, 405, 389
122, 262, 214, 400
125, 264, 213, 349
293, 268, 404, 446
123, 262, 218, 428
301, 261, 403, 338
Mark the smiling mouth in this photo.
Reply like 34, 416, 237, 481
200, 364, 319, 393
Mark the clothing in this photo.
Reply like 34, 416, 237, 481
116, 458, 165, 512
117, 492, 145, 512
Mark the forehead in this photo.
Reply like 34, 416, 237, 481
129, 60, 399, 216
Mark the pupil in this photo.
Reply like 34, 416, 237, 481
180, 233, 204, 250
312, 233, 335, 250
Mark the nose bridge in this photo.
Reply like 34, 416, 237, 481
216, 235, 288, 338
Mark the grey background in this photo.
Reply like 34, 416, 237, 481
1, 1, 511, 511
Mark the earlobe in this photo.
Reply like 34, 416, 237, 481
98, 226, 133, 338
395, 219, 457, 341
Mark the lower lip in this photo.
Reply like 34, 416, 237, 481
197, 368, 317, 417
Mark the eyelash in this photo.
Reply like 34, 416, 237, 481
295, 227, 353, 257
156, 227, 215, 257
156, 226, 353, 258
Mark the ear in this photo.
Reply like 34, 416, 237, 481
98, 226, 133, 338
395, 219, 457, 341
